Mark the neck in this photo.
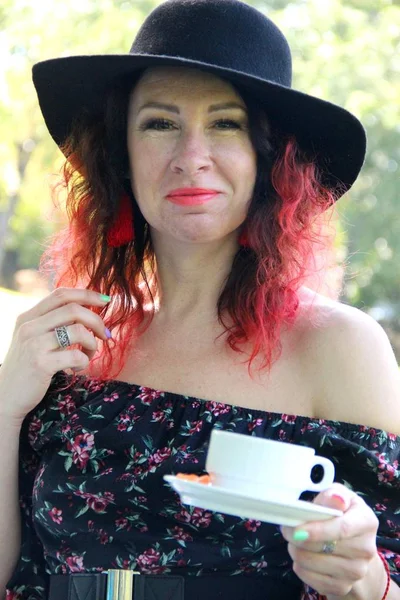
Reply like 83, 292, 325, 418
150, 232, 238, 327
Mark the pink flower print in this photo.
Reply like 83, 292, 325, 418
33, 463, 46, 498
58, 395, 76, 416
87, 497, 109, 513
84, 380, 105, 393
188, 420, 203, 435
395, 556, 400, 569
254, 560, 268, 570
49, 507, 63, 524
104, 392, 119, 403
175, 508, 191, 524
148, 447, 172, 470
67, 433, 95, 470
65, 555, 84, 573
117, 412, 133, 432
205, 401, 231, 416
386, 520, 399, 535
278, 429, 286, 440
5, 591, 20, 600
375, 503, 387, 511
28, 415, 42, 444
152, 410, 166, 422
377, 456, 398, 483
115, 517, 130, 530
172, 526, 193, 542
98, 529, 110, 544
244, 519, 261, 532
248, 418, 263, 432
238, 557, 255, 574
388, 433, 397, 441
85, 492, 114, 513
136, 548, 166, 574
281, 414, 296, 424
138, 387, 164, 405
191, 507, 212, 528
177, 559, 187, 567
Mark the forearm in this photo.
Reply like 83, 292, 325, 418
0, 414, 22, 593
327, 552, 400, 600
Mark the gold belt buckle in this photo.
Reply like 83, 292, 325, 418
106, 569, 140, 600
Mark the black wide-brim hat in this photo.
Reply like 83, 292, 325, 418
32, 0, 366, 198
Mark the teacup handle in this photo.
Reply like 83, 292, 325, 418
307, 457, 335, 492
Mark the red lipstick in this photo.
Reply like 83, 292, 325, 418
166, 187, 220, 206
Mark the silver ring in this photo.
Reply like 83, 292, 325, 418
322, 540, 337, 554
55, 326, 71, 349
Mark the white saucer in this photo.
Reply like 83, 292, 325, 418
164, 475, 342, 527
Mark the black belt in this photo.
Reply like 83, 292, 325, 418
49, 570, 301, 600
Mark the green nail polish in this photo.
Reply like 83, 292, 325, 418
293, 530, 309, 542
100, 294, 111, 302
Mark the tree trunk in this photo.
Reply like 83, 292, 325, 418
0, 140, 36, 285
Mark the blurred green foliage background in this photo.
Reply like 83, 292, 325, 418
0, 0, 399, 354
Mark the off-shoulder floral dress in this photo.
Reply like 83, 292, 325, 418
5, 371, 400, 600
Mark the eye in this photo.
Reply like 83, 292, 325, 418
213, 119, 242, 130
140, 118, 176, 131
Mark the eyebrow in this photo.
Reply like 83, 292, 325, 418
137, 101, 247, 114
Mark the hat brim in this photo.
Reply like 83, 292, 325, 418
32, 54, 366, 196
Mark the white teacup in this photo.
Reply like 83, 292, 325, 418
205, 429, 335, 503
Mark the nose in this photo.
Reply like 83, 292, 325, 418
170, 128, 213, 175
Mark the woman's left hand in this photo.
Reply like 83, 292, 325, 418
280, 483, 387, 599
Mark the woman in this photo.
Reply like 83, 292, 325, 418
0, 0, 399, 599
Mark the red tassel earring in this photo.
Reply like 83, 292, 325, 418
238, 228, 250, 248
106, 192, 135, 247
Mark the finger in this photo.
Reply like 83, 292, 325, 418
49, 347, 91, 374
280, 484, 350, 542
51, 324, 99, 361
16, 287, 110, 324
281, 498, 378, 556
287, 533, 376, 567
312, 482, 352, 511
289, 544, 369, 580
23, 303, 110, 343
291, 561, 355, 598
287, 532, 375, 559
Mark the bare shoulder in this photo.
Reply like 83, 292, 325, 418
295, 287, 400, 433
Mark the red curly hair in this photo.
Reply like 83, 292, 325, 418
39, 75, 340, 385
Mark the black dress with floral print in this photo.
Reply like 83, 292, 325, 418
5, 371, 400, 600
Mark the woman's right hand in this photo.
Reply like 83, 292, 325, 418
0, 287, 112, 424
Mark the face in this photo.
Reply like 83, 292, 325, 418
127, 66, 257, 245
